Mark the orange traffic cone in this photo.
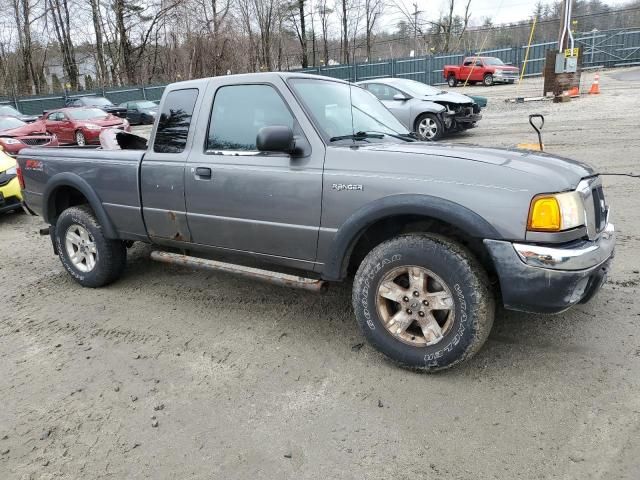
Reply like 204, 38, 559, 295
568, 86, 580, 97
589, 74, 600, 95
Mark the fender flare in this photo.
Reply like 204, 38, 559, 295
42, 172, 118, 239
321, 194, 501, 281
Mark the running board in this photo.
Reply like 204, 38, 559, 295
150, 251, 327, 292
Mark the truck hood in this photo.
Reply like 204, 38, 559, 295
423, 91, 474, 104
365, 142, 594, 189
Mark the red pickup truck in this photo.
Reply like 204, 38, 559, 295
443, 56, 519, 87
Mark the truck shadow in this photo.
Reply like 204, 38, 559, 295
112, 242, 614, 375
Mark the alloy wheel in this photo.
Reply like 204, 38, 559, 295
65, 224, 97, 272
376, 265, 455, 347
418, 118, 439, 140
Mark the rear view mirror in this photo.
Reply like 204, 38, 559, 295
393, 93, 409, 101
256, 126, 294, 153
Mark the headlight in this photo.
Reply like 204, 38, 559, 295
85, 124, 102, 130
0, 138, 22, 145
527, 191, 585, 232
5, 166, 17, 175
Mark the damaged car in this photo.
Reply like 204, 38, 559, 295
357, 78, 482, 141
0, 116, 59, 156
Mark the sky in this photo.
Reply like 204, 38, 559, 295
387, 0, 629, 28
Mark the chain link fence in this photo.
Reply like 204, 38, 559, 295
2, 27, 639, 116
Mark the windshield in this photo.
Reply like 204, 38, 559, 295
68, 108, 109, 120
389, 79, 443, 97
483, 57, 505, 66
135, 101, 157, 109
289, 79, 409, 142
0, 117, 26, 130
0, 106, 22, 116
83, 97, 113, 107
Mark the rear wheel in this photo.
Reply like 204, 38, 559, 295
55, 205, 127, 288
75, 130, 86, 146
416, 113, 444, 141
447, 75, 458, 88
352, 234, 495, 371
483, 73, 494, 87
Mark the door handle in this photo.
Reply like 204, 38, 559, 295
195, 167, 212, 179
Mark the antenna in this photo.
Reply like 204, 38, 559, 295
348, 81, 356, 143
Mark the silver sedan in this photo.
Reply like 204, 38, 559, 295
356, 78, 482, 141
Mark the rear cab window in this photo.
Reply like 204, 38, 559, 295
153, 88, 199, 153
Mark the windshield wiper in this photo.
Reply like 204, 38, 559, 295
362, 130, 416, 142
329, 131, 384, 142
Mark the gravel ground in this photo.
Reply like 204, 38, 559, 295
1, 68, 639, 480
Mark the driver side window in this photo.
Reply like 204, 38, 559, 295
366, 83, 401, 101
207, 84, 294, 152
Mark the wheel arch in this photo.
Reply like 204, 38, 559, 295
412, 106, 445, 131
43, 172, 118, 238
321, 194, 501, 282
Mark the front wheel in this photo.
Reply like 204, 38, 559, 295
55, 205, 127, 287
352, 234, 495, 371
483, 74, 494, 86
75, 130, 86, 146
415, 113, 444, 141
447, 75, 458, 87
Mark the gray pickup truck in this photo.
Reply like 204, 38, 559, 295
17, 72, 615, 371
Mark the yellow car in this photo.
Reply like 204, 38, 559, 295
0, 148, 23, 214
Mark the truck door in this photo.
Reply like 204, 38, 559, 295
459, 58, 474, 83
140, 87, 200, 242
184, 80, 323, 263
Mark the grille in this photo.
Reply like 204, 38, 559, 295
0, 172, 16, 187
591, 185, 607, 233
20, 137, 50, 146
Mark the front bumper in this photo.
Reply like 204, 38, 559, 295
493, 72, 519, 83
443, 110, 482, 125
0, 176, 23, 213
484, 223, 615, 314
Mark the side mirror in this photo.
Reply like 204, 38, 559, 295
393, 93, 409, 101
257, 126, 294, 153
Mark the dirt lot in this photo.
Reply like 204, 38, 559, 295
1, 69, 639, 480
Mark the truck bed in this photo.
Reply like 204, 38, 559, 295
19, 147, 147, 240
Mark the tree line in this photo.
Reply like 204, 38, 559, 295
1, 0, 639, 96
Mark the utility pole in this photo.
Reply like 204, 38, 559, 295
557, 0, 570, 51
412, 2, 422, 56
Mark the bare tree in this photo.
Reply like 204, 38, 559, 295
338, 0, 348, 63
363, 0, 383, 60
87, 0, 108, 86
316, 0, 332, 65
12, 0, 42, 93
47, 0, 78, 90
287, 0, 309, 67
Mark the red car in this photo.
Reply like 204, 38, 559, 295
443, 56, 520, 87
41, 107, 130, 146
0, 115, 59, 156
